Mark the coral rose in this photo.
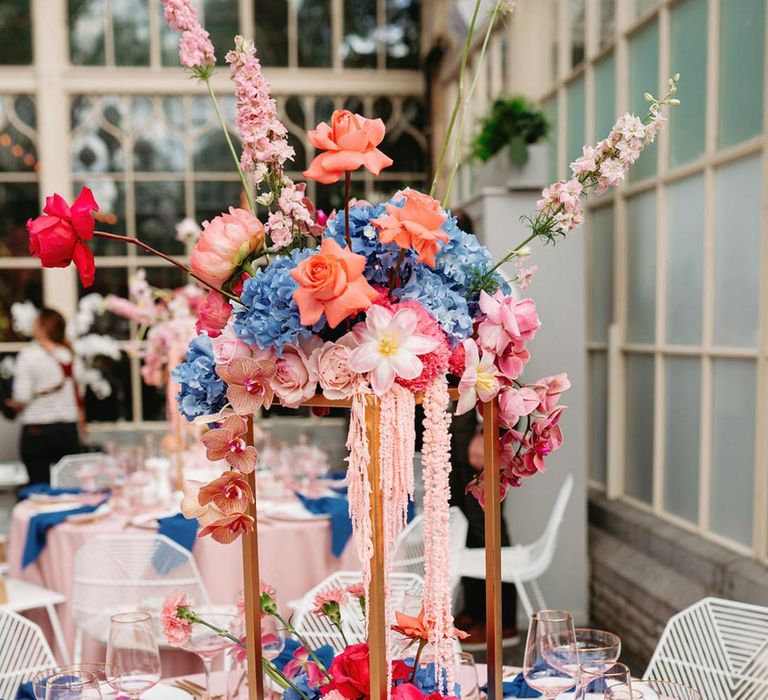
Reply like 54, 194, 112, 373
190, 207, 265, 288
27, 186, 99, 287
304, 110, 393, 184
196, 291, 232, 338
291, 237, 378, 328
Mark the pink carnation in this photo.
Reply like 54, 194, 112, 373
161, 590, 192, 647
312, 588, 348, 615
393, 300, 450, 393
345, 583, 365, 598
448, 343, 466, 377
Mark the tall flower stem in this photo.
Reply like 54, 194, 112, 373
274, 612, 333, 682
429, 0, 482, 199
344, 171, 352, 248
409, 639, 428, 684
263, 660, 311, 700
389, 249, 407, 292
205, 79, 256, 215
93, 230, 241, 303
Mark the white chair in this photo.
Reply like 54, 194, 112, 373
644, 597, 768, 699
71, 534, 210, 662
392, 506, 469, 602
0, 608, 56, 700
50, 452, 118, 490
293, 571, 424, 653
457, 474, 574, 616
1, 579, 69, 664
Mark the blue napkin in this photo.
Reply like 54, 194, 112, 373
22, 499, 108, 568
18, 484, 83, 500
296, 494, 352, 557
152, 513, 199, 575
330, 484, 348, 496
273, 637, 334, 673
328, 472, 346, 481
480, 675, 541, 698
15, 681, 35, 699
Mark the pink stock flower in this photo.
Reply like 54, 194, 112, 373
498, 387, 540, 430
284, 646, 326, 687
161, 590, 192, 647
211, 324, 253, 365
456, 339, 501, 415
216, 356, 277, 414
190, 208, 265, 288
196, 291, 232, 338
201, 414, 258, 473
522, 406, 566, 474
272, 338, 321, 408
161, 0, 215, 70
348, 305, 439, 396
534, 373, 571, 413
310, 337, 363, 400
536, 179, 585, 235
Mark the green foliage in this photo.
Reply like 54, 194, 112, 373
470, 97, 549, 165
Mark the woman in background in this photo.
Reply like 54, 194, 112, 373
9, 308, 84, 485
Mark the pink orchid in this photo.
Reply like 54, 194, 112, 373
498, 387, 540, 430
198, 470, 255, 516
534, 373, 571, 413
348, 305, 439, 395
216, 356, 277, 414
522, 405, 566, 473
496, 340, 531, 380
201, 414, 258, 473
284, 646, 326, 687
180, 479, 225, 526
477, 291, 541, 353
456, 339, 500, 415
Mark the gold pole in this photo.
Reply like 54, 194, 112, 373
241, 417, 265, 700
483, 399, 503, 700
365, 395, 388, 700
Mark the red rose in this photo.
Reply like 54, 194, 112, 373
196, 291, 232, 338
27, 186, 98, 287
391, 684, 426, 700
324, 642, 370, 699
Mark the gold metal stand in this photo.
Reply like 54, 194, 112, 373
240, 393, 503, 700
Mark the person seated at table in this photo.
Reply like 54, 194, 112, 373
6, 308, 85, 486
451, 410, 519, 649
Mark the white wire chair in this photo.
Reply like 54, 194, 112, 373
457, 474, 574, 616
644, 597, 768, 699
71, 534, 210, 662
50, 452, 119, 490
391, 506, 469, 601
0, 608, 56, 700
293, 571, 424, 653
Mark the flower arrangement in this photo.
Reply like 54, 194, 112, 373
23, 0, 679, 689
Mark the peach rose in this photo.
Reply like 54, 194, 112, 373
309, 336, 362, 400
290, 237, 378, 328
303, 110, 393, 185
190, 207, 264, 288
271, 337, 321, 408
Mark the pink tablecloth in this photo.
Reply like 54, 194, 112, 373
8, 500, 359, 676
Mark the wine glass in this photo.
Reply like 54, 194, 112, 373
261, 614, 286, 661
633, 680, 702, 699
576, 661, 633, 699
182, 610, 242, 700
105, 612, 161, 698
569, 628, 621, 697
523, 610, 579, 698
44, 671, 102, 699
32, 664, 121, 700
453, 652, 480, 700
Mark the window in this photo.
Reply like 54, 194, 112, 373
0, 1, 32, 65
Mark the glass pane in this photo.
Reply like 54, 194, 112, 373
83, 267, 129, 338
589, 351, 608, 485
713, 155, 762, 347
112, 0, 150, 66
83, 351, 132, 423
625, 353, 655, 504
134, 181, 186, 255
626, 190, 656, 344
254, 0, 288, 66
0, 0, 32, 64
143, 379, 168, 421
204, 0, 238, 66
0, 270, 42, 341
589, 204, 614, 343
544, 96, 558, 183
195, 180, 246, 224
74, 178, 127, 256
666, 174, 704, 345
599, 0, 615, 49
570, 0, 585, 67
710, 359, 756, 546
663, 356, 700, 523
669, 0, 707, 167
132, 105, 185, 173
298, 0, 332, 67
636, 0, 658, 16
628, 21, 659, 182
343, 0, 377, 68
69, 0, 106, 65
386, 0, 420, 69
194, 128, 240, 171
594, 54, 615, 140
0, 182, 39, 257
566, 76, 585, 171
718, 0, 765, 149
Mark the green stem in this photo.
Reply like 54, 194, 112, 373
444, 2, 503, 207
205, 79, 256, 215
344, 171, 352, 248
334, 620, 350, 648
274, 613, 333, 682
429, 0, 482, 198
409, 639, 428, 684
188, 616, 246, 649
264, 660, 311, 700
389, 248, 407, 293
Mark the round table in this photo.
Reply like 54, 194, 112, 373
8, 498, 359, 676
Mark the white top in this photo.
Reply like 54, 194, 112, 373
12, 343, 84, 425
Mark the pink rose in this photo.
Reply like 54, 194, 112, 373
161, 590, 192, 647
533, 373, 571, 412
271, 338, 321, 408
195, 291, 232, 338
310, 337, 362, 400
211, 324, 253, 365
324, 642, 371, 699
190, 207, 265, 288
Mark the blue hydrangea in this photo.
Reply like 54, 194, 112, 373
396, 659, 460, 697
172, 334, 227, 422
234, 247, 322, 354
